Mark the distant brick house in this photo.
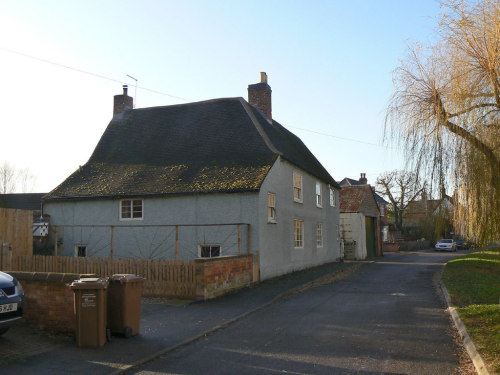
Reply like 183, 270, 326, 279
43, 73, 342, 280
404, 194, 454, 239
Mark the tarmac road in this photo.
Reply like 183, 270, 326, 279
125, 251, 466, 375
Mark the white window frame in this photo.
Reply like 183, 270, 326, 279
120, 199, 144, 221
329, 187, 336, 207
293, 172, 303, 203
316, 182, 322, 208
294, 219, 304, 248
75, 244, 87, 257
316, 223, 323, 248
198, 244, 221, 258
268, 192, 277, 223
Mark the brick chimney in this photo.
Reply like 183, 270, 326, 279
248, 72, 272, 121
113, 85, 133, 115
359, 173, 367, 184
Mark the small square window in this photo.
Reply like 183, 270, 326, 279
293, 172, 303, 203
75, 245, 87, 257
268, 193, 276, 223
316, 223, 323, 247
120, 199, 143, 220
199, 245, 221, 258
294, 220, 304, 248
316, 182, 322, 207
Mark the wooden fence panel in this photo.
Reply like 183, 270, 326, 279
10, 255, 196, 298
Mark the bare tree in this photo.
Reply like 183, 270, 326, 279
376, 170, 425, 233
0, 161, 37, 193
386, 0, 499, 244
0, 161, 17, 194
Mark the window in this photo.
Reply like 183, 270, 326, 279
293, 172, 303, 203
268, 192, 276, 223
199, 245, 221, 258
316, 223, 323, 247
294, 220, 304, 248
329, 187, 336, 207
380, 204, 384, 216
316, 182, 322, 207
120, 199, 143, 220
75, 245, 87, 257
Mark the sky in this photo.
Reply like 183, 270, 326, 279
0, 0, 443, 193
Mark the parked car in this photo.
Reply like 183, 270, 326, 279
0, 271, 24, 335
435, 239, 457, 252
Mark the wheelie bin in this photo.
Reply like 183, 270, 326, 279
107, 274, 144, 338
70, 277, 108, 348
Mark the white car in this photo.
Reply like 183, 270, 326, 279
435, 239, 457, 252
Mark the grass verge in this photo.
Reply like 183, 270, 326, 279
442, 247, 500, 373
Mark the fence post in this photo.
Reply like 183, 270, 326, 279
175, 226, 179, 260
247, 224, 250, 254
237, 224, 241, 254
54, 226, 58, 256
7, 244, 13, 271
110, 226, 114, 259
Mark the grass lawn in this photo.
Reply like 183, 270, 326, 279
442, 247, 500, 373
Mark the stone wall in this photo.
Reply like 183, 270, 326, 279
195, 254, 254, 300
7, 272, 86, 333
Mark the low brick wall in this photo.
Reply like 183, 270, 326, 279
397, 240, 432, 251
195, 254, 254, 300
7, 272, 92, 333
382, 242, 399, 253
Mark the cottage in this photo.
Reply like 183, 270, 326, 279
43, 74, 342, 280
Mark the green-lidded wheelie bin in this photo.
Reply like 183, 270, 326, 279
107, 274, 144, 338
70, 277, 108, 348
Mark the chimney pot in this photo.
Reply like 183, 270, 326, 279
113, 86, 134, 116
260, 72, 268, 83
359, 173, 368, 184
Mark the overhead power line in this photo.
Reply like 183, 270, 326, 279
0, 46, 192, 102
2, 46, 393, 149
288, 125, 391, 149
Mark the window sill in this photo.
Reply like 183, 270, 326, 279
267, 219, 277, 224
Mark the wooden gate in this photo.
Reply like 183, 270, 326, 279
0, 208, 33, 269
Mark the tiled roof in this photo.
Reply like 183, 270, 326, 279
405, 197, 452, 217
0, 193, 46, 210
45, 97, 338, 201
339, 177, 388, 205
339, 185, 379, 217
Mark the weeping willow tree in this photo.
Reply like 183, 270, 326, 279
386, 0, 499, 245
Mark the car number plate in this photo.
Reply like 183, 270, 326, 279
0, 303, 17, 313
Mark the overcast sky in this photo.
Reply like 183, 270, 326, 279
0, 0, 442, 193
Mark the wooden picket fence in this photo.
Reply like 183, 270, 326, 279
10, 255, 196, 298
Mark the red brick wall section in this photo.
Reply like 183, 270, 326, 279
383, 243, 399, 252
195, 255, 254, 300
7, 272, 90, 333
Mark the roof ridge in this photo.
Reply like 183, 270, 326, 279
238, 98, 282, 156
131, 97, 244, 112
